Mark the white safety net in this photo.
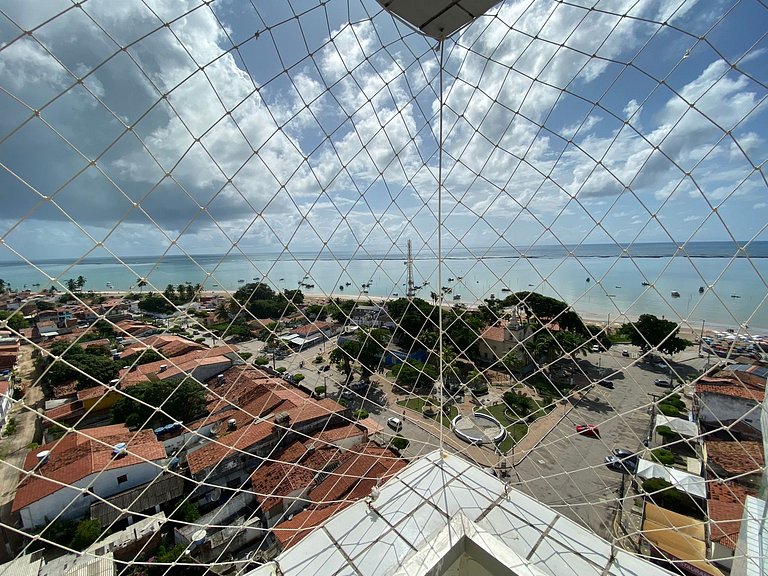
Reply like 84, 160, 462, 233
0, 1, 766, 575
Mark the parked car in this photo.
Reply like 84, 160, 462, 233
621, 350, 630, 357
597, 379, 614, 389
591, 344, 600, 352
612, 448, 637, 461
654, 378, 673, 388
341, 390, 354, 399
387, 417, 403, 431
576, 424, 600, 438
604, 455, 637, 473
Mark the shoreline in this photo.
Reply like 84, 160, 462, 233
72, 289, 766, 337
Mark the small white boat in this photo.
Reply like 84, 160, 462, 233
671, 291, 680, 298
105, 282, 113, 289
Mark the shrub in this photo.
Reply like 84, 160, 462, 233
174, 501, 200, 523
194, 337, 206, 344
353, 409, 369, 420
313, 355, 324, 364
642, 478, 702, 518
238, 352, 252, 361
254, 356, 269, 366
276, 367, 287, 374
656, 425, 682, 442
314, 385, 326, 395
658, 403, 682, 417
293, 373, 305, 383
650, 448, 676, 465
70, 518, 102, 551
3, 417, 16, 437
391, 435, 409, 451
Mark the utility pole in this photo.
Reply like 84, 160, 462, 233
646, 393, 660, 448
698, 319, 705, 355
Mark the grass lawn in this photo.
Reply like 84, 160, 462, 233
478, 403, 529, 455
397, 397, 459, 428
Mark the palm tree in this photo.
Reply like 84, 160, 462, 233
215, 303, 230, 322
137, 278, 148, 292
76, 275, 86, 291
0, 279, 5, 293
65, 278, 77, 293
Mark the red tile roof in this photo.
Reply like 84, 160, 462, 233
77, 385, 109, 401
45, 402, 82, 421
186, 420, 274, 476
310, 423, 367, 446
697, 375, 765, 402
53, 381, 78, 398
706, 440, 765, 476
480, 325, 505, 343
274, 501, 353, 549
120, 335, 204, 360
12, 426, 166, 511
309, 444, 406, 503
292, 322, 330, 337
709, 482, 755, 550
250, 447, 340, 513
119, 347, 235, 386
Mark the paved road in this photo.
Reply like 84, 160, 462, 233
510, 345, 700, 540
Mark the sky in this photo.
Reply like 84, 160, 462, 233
0, 0, 766, 262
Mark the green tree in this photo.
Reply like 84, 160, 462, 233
111, 379, 207, 428
75, 275, 87, 291
138, 293, 176, 315
0, 310, 29, 331
391, 435, 409, 451
502, 391, 535, 418
70, 518, 101, 550
0, 279, 5, 293
164, 284, 176, 302
137, 278, 148, 292
621, 314, 691, 354
66, 278, 77, 293
392, 360, 438, 390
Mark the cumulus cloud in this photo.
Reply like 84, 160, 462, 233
0, 0, 765, 260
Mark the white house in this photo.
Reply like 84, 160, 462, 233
12, 424, 166, 530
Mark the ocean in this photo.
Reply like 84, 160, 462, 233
2, 242, 766, 331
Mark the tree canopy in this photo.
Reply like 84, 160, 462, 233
37, 341, 119, 390
621, 314, 691, 354
231, 283, 298, 319
111, 379, 207, 429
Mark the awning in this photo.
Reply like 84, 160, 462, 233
636, 459, 707, 499
655, 414, 698, 438
642, 503, 723, 576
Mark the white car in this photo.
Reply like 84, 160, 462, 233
387, 417, 403, 431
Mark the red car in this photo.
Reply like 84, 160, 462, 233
576, 424, 600, 438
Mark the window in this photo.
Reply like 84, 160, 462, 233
117, 474, 128, 485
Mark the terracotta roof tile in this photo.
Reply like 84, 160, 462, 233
480, 325, 505, 342
274, 501, 353, 549
697, 375, 765, 402
708, 482, 755, 550
250, 447, 339, 513
77, 385, 109, 401
12, 426, 166, 511
309, 443, 405, 503
186, 420, 274, 476
706, 440, 764, 476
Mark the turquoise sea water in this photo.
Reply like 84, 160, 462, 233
1, 242, 766, 331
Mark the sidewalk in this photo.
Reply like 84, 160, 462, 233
0, 345, 44, 560
375, 374, 590, 470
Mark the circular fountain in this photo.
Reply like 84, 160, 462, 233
451, 412, 505, 445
